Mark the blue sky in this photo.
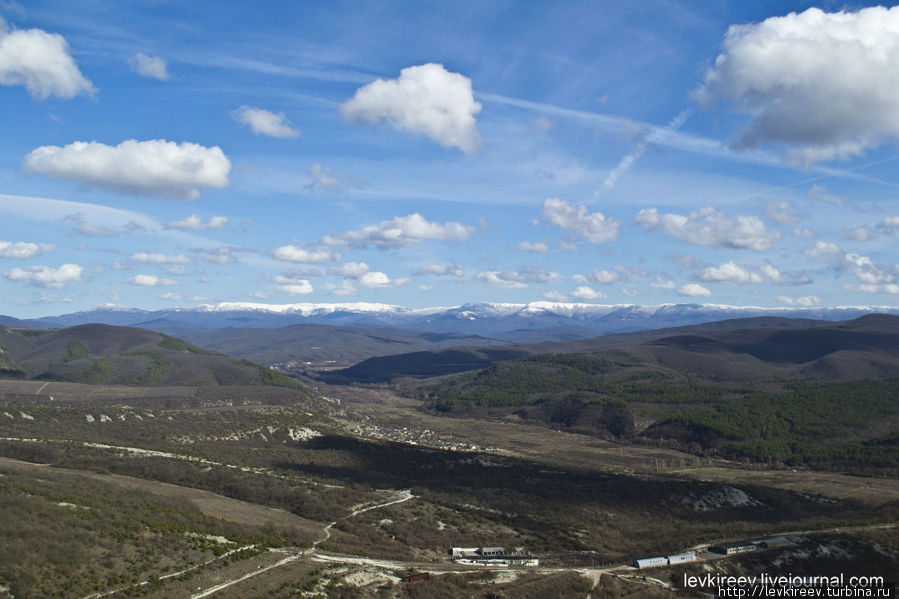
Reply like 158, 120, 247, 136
1, 0, 899, 317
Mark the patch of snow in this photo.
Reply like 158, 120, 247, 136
100, 414, 111, 422
85, 414, 95, 423
19, 412, 33, 421
3, 412, 13, 419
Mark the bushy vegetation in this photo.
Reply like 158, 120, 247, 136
60, 358, 114, 384
65, 340, 90, 362
647, 379, 899, 469
418, 354, 724, 409
157, 334, 215, 354
412, 354, 899, 472
0, 468, 273, 598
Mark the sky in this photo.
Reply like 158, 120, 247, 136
1, 0, 899, 317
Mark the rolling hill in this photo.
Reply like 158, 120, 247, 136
321, 315, 868, 383
395, 314, 899, 470
0, 324, 307, 389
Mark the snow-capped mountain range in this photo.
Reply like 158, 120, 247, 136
5, 301, 899, 339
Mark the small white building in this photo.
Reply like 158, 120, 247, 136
667, 552, 697, 565
634, 556, 667, 569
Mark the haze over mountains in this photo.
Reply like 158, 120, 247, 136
6, 301, 899, 338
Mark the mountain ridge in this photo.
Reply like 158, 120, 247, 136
9, 302, 899, 340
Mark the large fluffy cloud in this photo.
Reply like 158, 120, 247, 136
0, 240, 53, 259
340, 63, 481, 154
231, 106, 299, 138
24, 139, 231, 200
636, 207, 780, 250
0, 17, 94, 99
542, 198, 619, 243
321, 213, 474, 249
4, 263, 82, 288
695, 6, 899, 166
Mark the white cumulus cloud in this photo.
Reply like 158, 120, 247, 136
542, 198, 619, 243
777, 295, 821, 307
194, 247, 236, 264
678, 283, 711, 297
636, 207, 780, 250
477, 265, 560, 288
358, 271, 409, 288
571, 286, 606, 301
231, 105, 299, 138
24, 139, 231, 200
0, 17, 94, 99
127, 274, 176, 287
695, 6, 899, 166
273, 275, 314, 296
696, 261, 803, 285
328, 262, 368, 278
3, 263, 82, 288
513, 241, 549, 253
271, 245, 340, 263
340, 63, 481, 154
165, 214, 228, 231
326, 261, 407, 287
763, 200, 799, 224
130, 52, 169, 80
802, 240, 842, 259
321, 213, 474, 249
0, 240, 53, 259
130, 252, 191, 265
413, 262, 464, 277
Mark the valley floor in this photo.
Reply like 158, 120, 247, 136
1, 379, 897, 598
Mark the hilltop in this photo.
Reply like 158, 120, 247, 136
0, 323, 306, 389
